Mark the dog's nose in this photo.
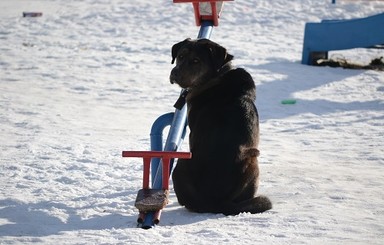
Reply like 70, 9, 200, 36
169, 74, 176, 84
170, 68, 178, 84
170, 76, 175, 84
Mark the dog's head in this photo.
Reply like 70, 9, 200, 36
169, 38, 234, 89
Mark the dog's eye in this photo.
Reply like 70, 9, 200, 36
178, 55, 184, 60
192, 58, 200, 64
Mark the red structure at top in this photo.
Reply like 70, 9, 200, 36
173, 0, 233, 26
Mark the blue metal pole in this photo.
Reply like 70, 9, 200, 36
149, 112, 175, 176
142, 20, 214, 229
198, 20, 214, 39
151, 104, 187, 188
152, 19, 214, 181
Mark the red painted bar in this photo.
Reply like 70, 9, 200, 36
122, 151, 191, 159
152, 210, 162, 225
143, 157, 151, 189
173, 0, 233, 3
162, 158, 170, 189
122, 151, 192, 190
137, 212, 146, 224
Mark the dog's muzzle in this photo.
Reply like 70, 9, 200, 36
170, 67, 179, 84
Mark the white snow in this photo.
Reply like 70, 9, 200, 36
1, 0, 384, 244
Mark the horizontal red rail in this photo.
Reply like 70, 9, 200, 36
122, 151, 192, 190
174, 0, 233, 2
122, 151, 191, 159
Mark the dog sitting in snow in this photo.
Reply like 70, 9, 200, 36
170, 38, 272, 215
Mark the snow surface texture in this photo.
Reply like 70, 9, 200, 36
1, 0, 384, 244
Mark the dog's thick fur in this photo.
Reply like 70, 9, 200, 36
170, 38, 272, 215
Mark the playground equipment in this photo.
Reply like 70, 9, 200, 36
301, 12, 384, 65
122, 0, 233, 229
122, 151, 191, 225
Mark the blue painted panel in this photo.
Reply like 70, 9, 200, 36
302, 12, 384, 65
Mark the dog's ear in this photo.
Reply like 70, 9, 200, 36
206, 41, 234, 71
171, 38, 192, 64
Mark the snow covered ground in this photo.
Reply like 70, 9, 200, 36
1, 0, 384, 244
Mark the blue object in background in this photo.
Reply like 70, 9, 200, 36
301, 12, 384, 65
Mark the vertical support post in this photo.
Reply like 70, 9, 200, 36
142, 158, 151, 189
143, 20, 214, 229
193, 2, 201, 26
210, 2, 219, 26
162, 157, 171, 189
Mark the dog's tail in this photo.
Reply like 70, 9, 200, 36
221, 195, 272, 216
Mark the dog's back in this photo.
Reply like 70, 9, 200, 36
173, 68, 272, 215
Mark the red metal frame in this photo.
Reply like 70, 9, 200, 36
173, 0, 233, 26
122, 151, 192, 190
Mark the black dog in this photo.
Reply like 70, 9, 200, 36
170, 38, 272, 215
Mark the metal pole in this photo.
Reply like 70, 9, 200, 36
149, 112, 174, 177
142, 20, 214, 229
198, 20, 214, 39
151, 104, 187, 188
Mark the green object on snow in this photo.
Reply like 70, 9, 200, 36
281, 99, 297, 104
